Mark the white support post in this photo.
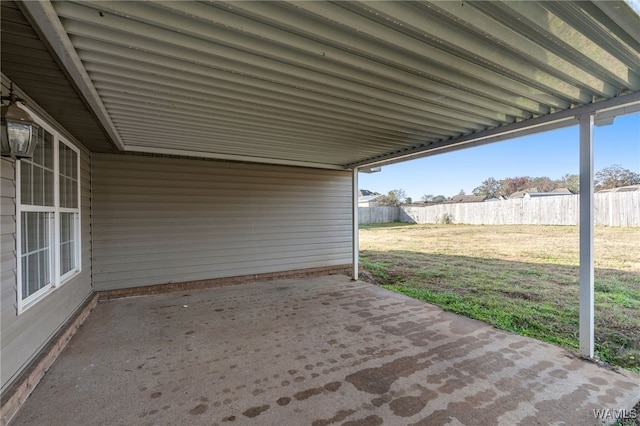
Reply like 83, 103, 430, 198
352, 168, 359, 281
579, 114, 595, 358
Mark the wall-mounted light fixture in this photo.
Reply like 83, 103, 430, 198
1, 84, 37, 159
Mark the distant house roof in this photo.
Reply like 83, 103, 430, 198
450, 195, 486, 203
512, 187, 575, 199
525, 192, 575, 198
358, 194, 383, 203
552, 188, 574, 194
597, 184, 640, 193
359, 189, 379, 197
508, 188, 538, 199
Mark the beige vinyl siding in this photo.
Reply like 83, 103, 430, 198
0, 152, 93, 393
1, 159, 17, 334
92, 154, 352, 291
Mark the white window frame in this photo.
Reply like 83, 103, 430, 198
16, 109, 82, 313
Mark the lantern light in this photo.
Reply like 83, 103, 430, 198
1, 84, 37, 159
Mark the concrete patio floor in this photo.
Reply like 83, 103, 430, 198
10, 275, 640, 426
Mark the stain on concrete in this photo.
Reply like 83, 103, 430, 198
413, 399, 505, 426
531, 387, 592, 422
564, 358, 586, 371
382, 321, 424, 336
371, 394, 393, 407
323, 381, 342, 392
341, 414, 384, 426
440, 311, 488, 335
464, 389, 496, 407
438, 378, 467, 394
598, 385, 626, 405
589, 376, 608, 385
276, 397, 291, 406
294, 386, 324, 400
188, 403, 208, 415
150, 392, 162, 399
453, 351, 515, 379
345, 325, 362, 332
508, 340, 529, 350
389, 387, 437, 417
346, 354, 432, 394
406, 331, 448, 346
549, 368, 569, 379
242, 404, 270, 418
311, 409, 357, 426
614, 379, 638, 391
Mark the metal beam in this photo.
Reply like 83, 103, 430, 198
579, 114, 595, 358
352, 168, 359, 281
123, 145, 347, 171
350, 92, 640, 169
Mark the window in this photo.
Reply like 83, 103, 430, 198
17, 115, 81, 311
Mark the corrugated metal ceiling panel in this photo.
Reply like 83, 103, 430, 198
11, 1, 640, 168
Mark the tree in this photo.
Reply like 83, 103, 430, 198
431, 195, 447, 203
457, 189, 466, 196
473, 177, 500, 198
377, 189, 407, 206
500, 176, 533, 196
421, 194, 434, 202
559, 173, 580, 193
405, 197, 412, 205
595, 165, 640, 190
531, 176, 557, 193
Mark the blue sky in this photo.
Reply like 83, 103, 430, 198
359, 112, 640, 201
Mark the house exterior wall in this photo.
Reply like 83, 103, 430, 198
0, 152, 93, 393
91, 154, 353, 291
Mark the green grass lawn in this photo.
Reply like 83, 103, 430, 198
359, 223, 640, 372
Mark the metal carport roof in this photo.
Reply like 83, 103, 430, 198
2, 0, 640, 370
2, 0, 639, 169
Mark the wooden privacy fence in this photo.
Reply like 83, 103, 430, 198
359, 193, 640, 226
358, 206, 400, 224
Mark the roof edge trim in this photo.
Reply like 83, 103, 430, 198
19, 0, 126, 151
